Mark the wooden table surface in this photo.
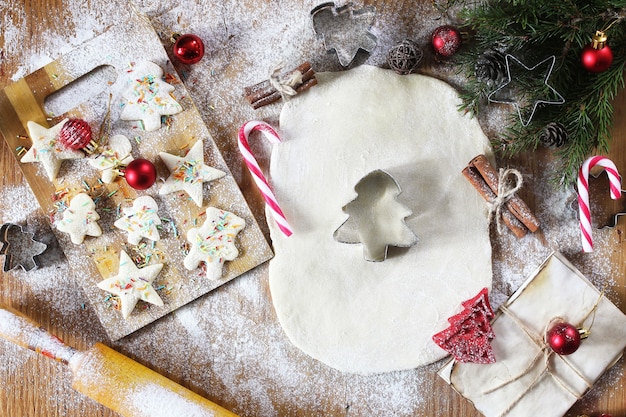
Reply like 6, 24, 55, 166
1, 0, 626, 416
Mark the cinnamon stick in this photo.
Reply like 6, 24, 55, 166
462, 166, 528, 238
244, 62, 317, 109
469, 155, 540, 233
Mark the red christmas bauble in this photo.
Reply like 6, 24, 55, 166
546, 321, 581, 355
581, 44, 613, 73
59, 119, 92, 150
124, 158, 157, 190
431, 25, 461, 57
173, 34, 205, 65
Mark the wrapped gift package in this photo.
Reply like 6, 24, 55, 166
438, 252, 626, 417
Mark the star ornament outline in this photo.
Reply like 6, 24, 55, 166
159, 140, 226, 207
97, 250, 164, 319
487, 54, 565, 127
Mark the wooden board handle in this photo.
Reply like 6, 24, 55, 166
70, 343, 239, 417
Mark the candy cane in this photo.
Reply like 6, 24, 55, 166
238, 121, 293, 237
577, 155, 621, 252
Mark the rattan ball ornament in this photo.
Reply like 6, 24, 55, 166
387, 39, 423, 75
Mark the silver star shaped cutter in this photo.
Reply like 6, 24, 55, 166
488, 54, 565, 127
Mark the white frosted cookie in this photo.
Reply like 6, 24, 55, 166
114, 195, 161, 245
56, 193, 102, 244
20, 119, 84, 181
119, 61, 183, 131
159, 140, 225, 207
184, 207, 245, 280
97, 250, 164, 319
89, 134, 134, 183
269, 65, 493, 374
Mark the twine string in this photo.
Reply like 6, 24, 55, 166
488, 168, 523, 234
269, 63, 303, 101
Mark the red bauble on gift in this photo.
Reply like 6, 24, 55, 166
123, 158, 157, 190
546, 320, 583, 355
59, 118, 93, 151
581, 31, 613, 73
173, 34, 205, 65
431, 25, 462, 57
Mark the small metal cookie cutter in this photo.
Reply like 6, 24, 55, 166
333, 170, 418, 262
311, 2, 377, 67
0, 223, 48, 271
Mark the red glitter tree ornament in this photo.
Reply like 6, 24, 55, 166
431, 25, 462, 57
546, 320, 584, 355
59, 118, 94, 152
123, 158, 157, 190
432, 287, 496, 364
581, 31, 613, 73
173, 34, 205, 65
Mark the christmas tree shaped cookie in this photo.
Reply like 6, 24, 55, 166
89, 134, 134, 183
333, 170, 417, 261
159, 140, 225, 207
184, 207, 245, 280
120, 61, 183, 131
114, 195, 161, 245
20, 119, 84, 181
56, 193, 102, 244
97, 250, 164, 319
432, 287, 496, 364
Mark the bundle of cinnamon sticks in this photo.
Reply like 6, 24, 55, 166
463, 154, 540, 238
244, 62, 317, 109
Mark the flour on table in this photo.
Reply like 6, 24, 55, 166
269, 65, 493, 374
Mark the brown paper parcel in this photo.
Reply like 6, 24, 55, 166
438, 252, 626, 417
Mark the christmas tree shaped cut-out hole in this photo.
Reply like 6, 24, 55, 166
333, 169, 417, 262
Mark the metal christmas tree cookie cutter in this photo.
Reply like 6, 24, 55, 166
0, 223, 48, 271
311, 2, 377, 67
333, 170, 418, 262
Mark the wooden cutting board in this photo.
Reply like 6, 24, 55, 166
0, 9, 272, 341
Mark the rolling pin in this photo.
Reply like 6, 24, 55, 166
0, 304, 238, 417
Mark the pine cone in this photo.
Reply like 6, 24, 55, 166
475, 50, 507, 84
387, 39, 423, 75
539, 122, 568, 148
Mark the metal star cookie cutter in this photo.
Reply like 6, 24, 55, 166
0, 223, 48, 271
333, 170, 418, 262
487, 54, 565, 127
311, 2, 377, 67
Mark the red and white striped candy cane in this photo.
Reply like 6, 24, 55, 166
578, 155, 621, 252
238, 121, 293, 237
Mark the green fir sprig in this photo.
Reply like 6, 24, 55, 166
452, 0, 626, 185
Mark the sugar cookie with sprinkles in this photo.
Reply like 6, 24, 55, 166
89, 134, 134, 183
20, 119, 85, 181
119, 61, 183, 131
184, 207, 245, 280
56, 193, 102, 244
97, 250, 164, 319
114, 195, 161, 245
159, 140, 226, 207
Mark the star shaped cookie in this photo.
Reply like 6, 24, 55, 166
114, 196, 162, 245
20, 119, 84, 181
89, 134, 134, 183
159, 140, 225, 207
97, 250, 164, 319
56, 193, 102, 244
184, 207, 245, 280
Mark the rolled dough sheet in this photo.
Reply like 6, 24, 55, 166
269, 65, 493, 374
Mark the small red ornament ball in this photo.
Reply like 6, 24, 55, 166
173, 34, 205, 65
546, 321, 581, 355
431, 25, 462, 57
124, 158, 157, 190
581, 43, 613, 73
59, 118, 92, 150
